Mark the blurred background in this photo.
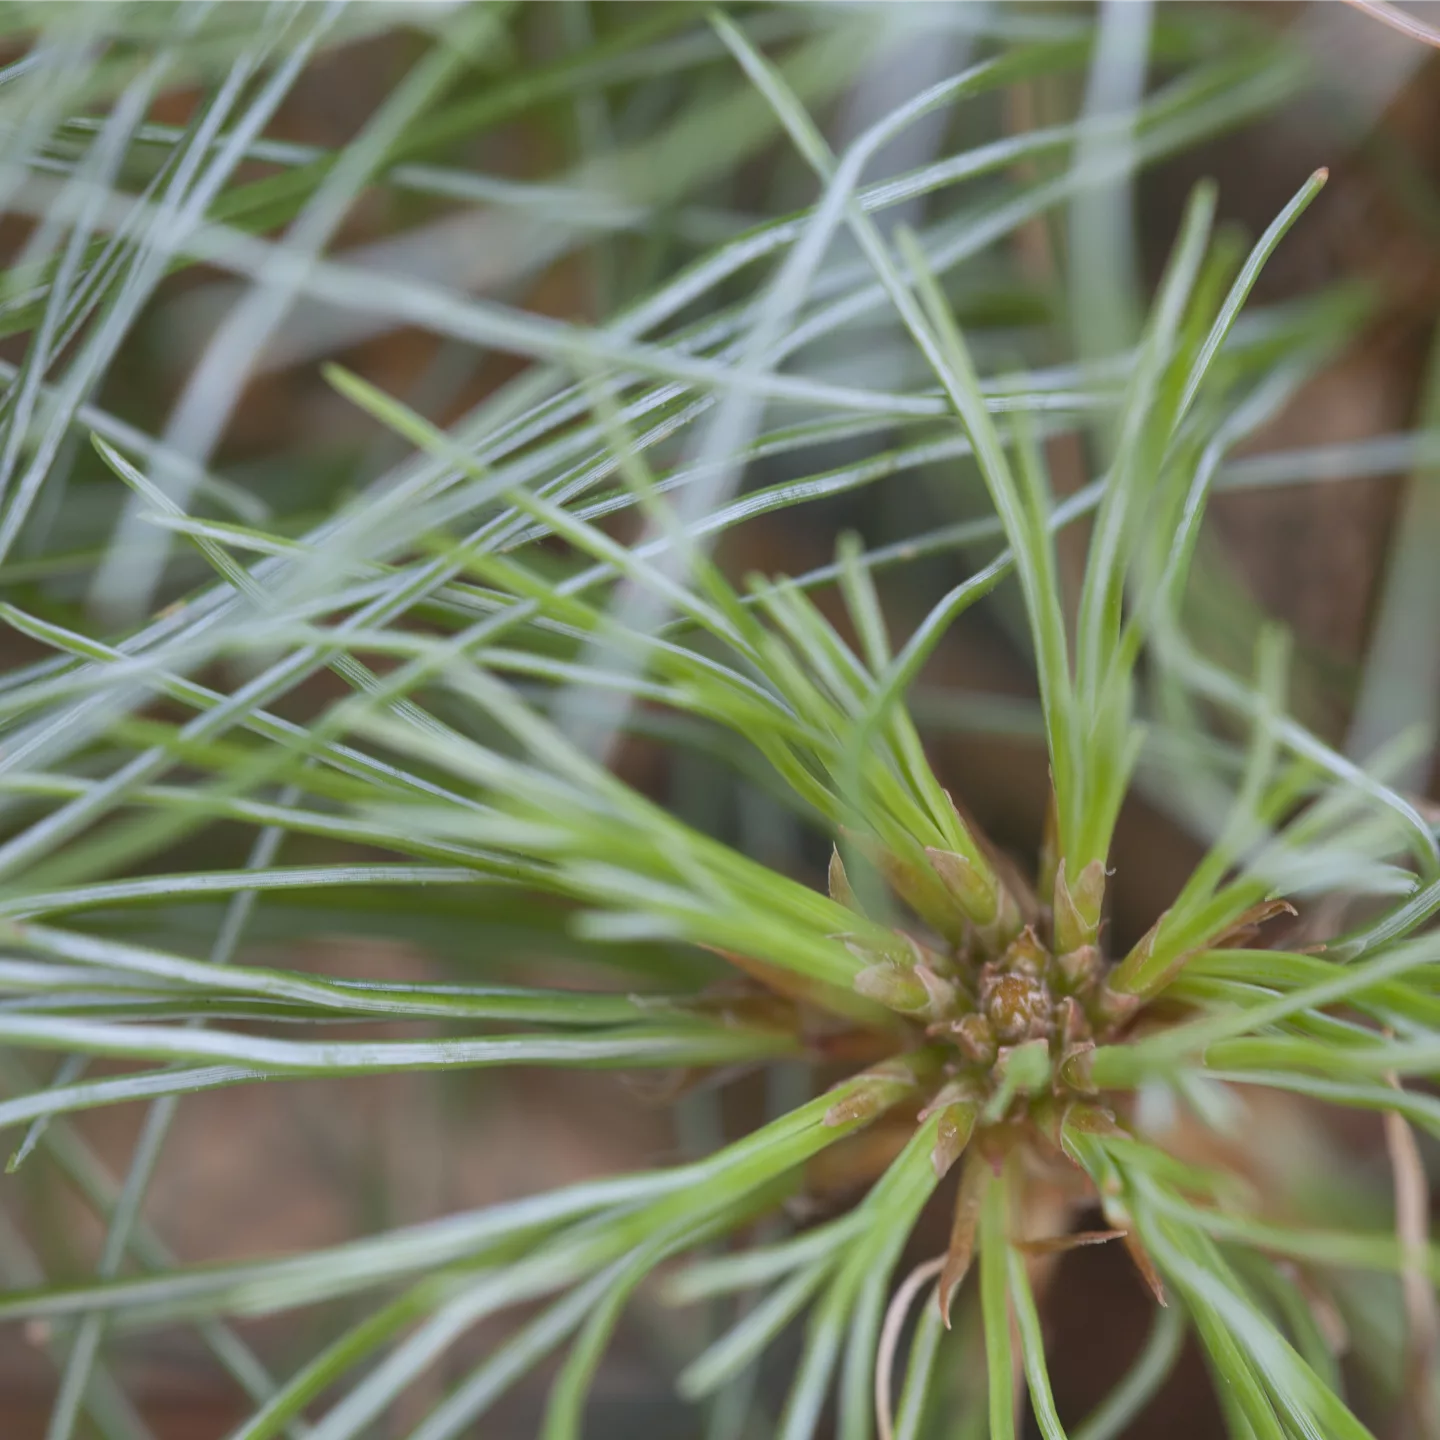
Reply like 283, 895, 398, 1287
1, 2, 1439, 1435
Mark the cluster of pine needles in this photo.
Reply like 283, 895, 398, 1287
0, 4, 1438, 1439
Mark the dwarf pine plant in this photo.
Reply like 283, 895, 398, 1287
1, 3, 1439, 1438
